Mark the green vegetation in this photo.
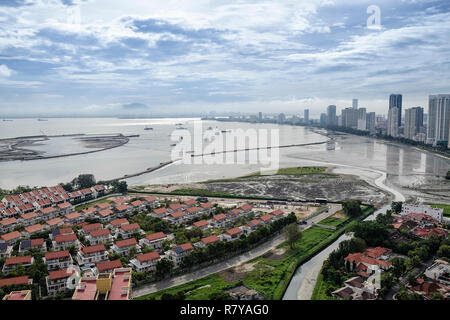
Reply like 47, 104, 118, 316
165, 188, 236, 198
137, 205, 374, 300
250, 166, 328, 177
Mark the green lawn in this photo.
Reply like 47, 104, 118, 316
319, 211, 351, 227
135, 206, 374, 300
426, 203, 450, 217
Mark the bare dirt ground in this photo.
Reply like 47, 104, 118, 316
262, 248, 286, 261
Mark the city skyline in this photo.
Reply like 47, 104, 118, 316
0, 0, 450, 116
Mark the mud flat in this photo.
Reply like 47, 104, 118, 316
0, 134, 130, 161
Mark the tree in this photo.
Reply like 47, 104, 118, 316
391, 202, 403, 214
446, 170, 450, 180
112, 180, 128, 194
155, 258, 174, 279
61, 183, 73, 192
437, 244, 450, 259
342, 200, 362, 217
283, 223, 302, 249
72, 174, 96, 189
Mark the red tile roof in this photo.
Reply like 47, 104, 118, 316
260, 214, 273, 222
49, 268, 75, 280
57, 202, 72, 209
0, 217, 18, 226
170, 211, 184, 219
145, 232, 166, 242
81, 244, 106, 255
89, 228, 110, 237
82, 207, 97, 215
153, 207, 167, 215
0, 276, 30, 288
20, 212, 38, 220
109, 218, 129, 226
45, 250, 70, 260
39, 207, 56, 214
136, 251, 160, 263
114, 238, 137, 248
96, 259, 122, 273
201, 235, 220, 245
169, 203, 183, 211
193, 220, 209, 228
115, 204, 129, 212
143, 196, 156, 202
200, 202, 213, 209
364, 247, 392, 259
82, 223, 102, 232
186, 207, 200, 214
226, 227, 243, 236
271, 209, 284, 216
131, 200, 143, 207
24, 224, 43, 234
65, 211, 81, 219
240, 204, 252, 211
213, 213, 227, 221
5, 255, 32, 266
98, 209, 113, 217
55, 233, 77, 243
1, 231, 22, 241
121, 223, 140, 232
184, 199, 196, 206
46, 217, 63, 226
96, 202, 111, 209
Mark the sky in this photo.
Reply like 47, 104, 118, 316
0, 0, 449, 117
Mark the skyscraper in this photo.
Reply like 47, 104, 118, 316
427, 94, 450, 146
342, 107, 358, 129
258, 112, 262, 122
366, 112, 376, 133
352, 99, 358, 110
357, 108, 367, 131
327, 105, 337, 126
404, 107, 424, 140
389, 94, 402, 127
387, 107, 399, 137
304, 109, 310, 124
320, 113, 327, 127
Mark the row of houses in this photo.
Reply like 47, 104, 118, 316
0, 184, 106, 217
393, 213, 448, 239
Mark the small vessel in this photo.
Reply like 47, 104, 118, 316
207, 126, 213, 130
37, 118, 48, 121
2, 119, 13, 122
175, 123, 183, 126
144, 127, 153, 130
221, 130, 231, 133
170, 143, 177, 147
176, 127, 187, 130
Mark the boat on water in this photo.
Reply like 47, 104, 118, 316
176, 127, 187, 130
2, 119, 13, 122
144, 127, 153, 130
207, 126, 213, 130
37, 118, 48, 121
170, 143, 177, 147
221, 130, 231, 133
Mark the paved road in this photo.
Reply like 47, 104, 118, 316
132, 205, 340, 298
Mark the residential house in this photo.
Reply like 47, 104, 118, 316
243, 219, 261, 234
76, 244, 109, 266
45, 217, 64, 229
44, 250, 73, 270
0, 231, 23, 245
52, 233, 80, 251
198, 235, 221, 247
222, 227, 244, 242
22, 224, 44, 237
95, 259, 123, 274
130, 251, 161, 272
425, 260, 450, 286
19, 238, 47, 253
130, 200, 145, 212
19, 212, 39, 227
96, 209, 115, 223
168, 203, 183, 213
0, 217, 19, 233
111, 238, 140, 255
119, 223, 143, 239
38, 206, 58, 221
56, 202, 74, 215
259, 214, 273, 225
143, 196, 158, 208
167, 243, 194, 267
64, 211, 83, 225
211, 213, 228, 228
167, 211, 185, 225
46, 268, 77, 295
114, 204, 131, 217
199, 202, 214, 215
107, 218, 129, 234
87, 228, 113, 246
0, 276, 32, 289
139, 232, 167, 252
2, 255, 34, 274
270, 209, 285, 220
149, 207, 167, 218
2, 290, 32, 300
80, 223, 102, 236
193, 220, 209, 231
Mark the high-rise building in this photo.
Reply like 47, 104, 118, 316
404, 107, 424, 140
320, 113, 327, 127
387, 107, 399, 137
342, 107, 359, 129
427, 94, 450, 146
366, 112, 376, 133
389, 94, 403, 127
357, 108, 367, 131
352, 99, 358, 110
258, 112, 262, 122
277, 113, 286, 124
327, 105, 337, 126
304, 109, 309, 124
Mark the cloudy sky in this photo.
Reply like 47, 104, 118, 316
0, 0, 449, 117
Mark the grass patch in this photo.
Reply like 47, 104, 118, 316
426, 203, 450, 217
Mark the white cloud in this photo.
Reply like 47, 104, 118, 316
0, 64, 14, 77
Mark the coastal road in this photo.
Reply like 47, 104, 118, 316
131, 205, 339, 298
